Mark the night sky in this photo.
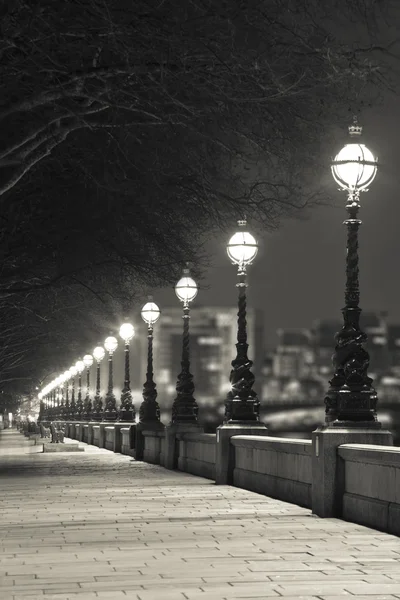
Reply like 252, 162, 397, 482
157, 92, 400, 350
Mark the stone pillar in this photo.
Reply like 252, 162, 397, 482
215, 423, 269, 485
135, 421, 164, 461
164, 423, 203, 470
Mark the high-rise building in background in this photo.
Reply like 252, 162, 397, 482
388, 325, 400, 376
272, 329, 314, 379
154, 306, 264, 422
311, 319, 341, 378
310, 312, 388, 379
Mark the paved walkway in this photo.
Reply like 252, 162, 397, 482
0, 429, 400, 600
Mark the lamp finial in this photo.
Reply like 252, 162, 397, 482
349, 115, 362, 137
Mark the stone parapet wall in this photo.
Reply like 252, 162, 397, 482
338, 443, 400, 536
177, 433, 216, 480
143, 430, 164, 465
231, 435, 312, 508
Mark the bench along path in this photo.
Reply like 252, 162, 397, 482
0, 431, 400, 600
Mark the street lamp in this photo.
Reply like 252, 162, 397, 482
75, 360, 85, 421
38, 392, 44, 423
325, 119, 380, 424
139, 298, 161, 423
92, 346, 105, 421
55, 375, 62, 420
62, 370, 71, 420
171, 268, 199, 424
103, 335, 118, 421
69, 365, 78, 420
118, 322, 136, 422
224, 219, 260, 422
82, 354, 94, 421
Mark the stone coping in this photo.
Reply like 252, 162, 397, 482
231, 435, 312, 455
176, 432, 216, 443
142, 429, 165, 438
338, 443, 400, 467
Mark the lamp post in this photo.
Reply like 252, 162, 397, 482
311, 120, 393, 519
55, 377, 62, 420
324, 119, 382, 424
38, 392, 44, 423
61, 371, 70, 420
51, 384, 56, 420
92, 346, 105, 421
118, 322, 136, 422
139, 298, 161, 423
69, 365, 78, 420
63, 372, 70, 419
75, 360, 85, 421
82, 355, 94, 421
171, 268, 199, 424
103, 336, 119, 421
224, 220, 260, 423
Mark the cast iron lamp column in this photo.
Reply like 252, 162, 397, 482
82, 355, 94, 421
63, 373, 70, 420
47, 388, 52, 420
75, 360, 85, 421
69, 365, 78, 420
51, 386, 56, 420
92, 346, 105, 421
171, 269, 199, 424
325, 120, 381, 425
224, 220, 260, 423
139, 298, 161, 423
103, 336, 119, 421
55, 379, 61, 420
118, 323, 136, 422
38, 392, 44, 423
61, 371, 70, 420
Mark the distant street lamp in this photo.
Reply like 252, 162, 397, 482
139, 298, 161, 423
82, 355, 94, 421
55, 376, 62, 420
92, 346, 105, 421
118, 322, 136, 422
69, 365, 78, 420
103, 336, 119, 421
325, 119, 380, 424
62, 370, 71, 420
75, 360, 85, 421
38, 392, 44, 423
171, 268, 199, 424
224, 219, 259, 423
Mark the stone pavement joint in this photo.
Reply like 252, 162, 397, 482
0, 431, 400, 599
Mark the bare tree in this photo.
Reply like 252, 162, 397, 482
0, 0, 398, 395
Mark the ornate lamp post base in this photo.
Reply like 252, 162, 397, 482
91, 397, 103, 421
103, 393, 118, 421
118, 390, 136, 422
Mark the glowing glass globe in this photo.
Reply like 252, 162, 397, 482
332, 126, 377, 192
141, 300, 161, 325
227, 220, 258, 265
119, 322, 135, 342
104, 336, 118, 353
93, 346, 105, 362
75, 360, 85, 374
83, 354, 94, 368
175, 270, 198, 303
